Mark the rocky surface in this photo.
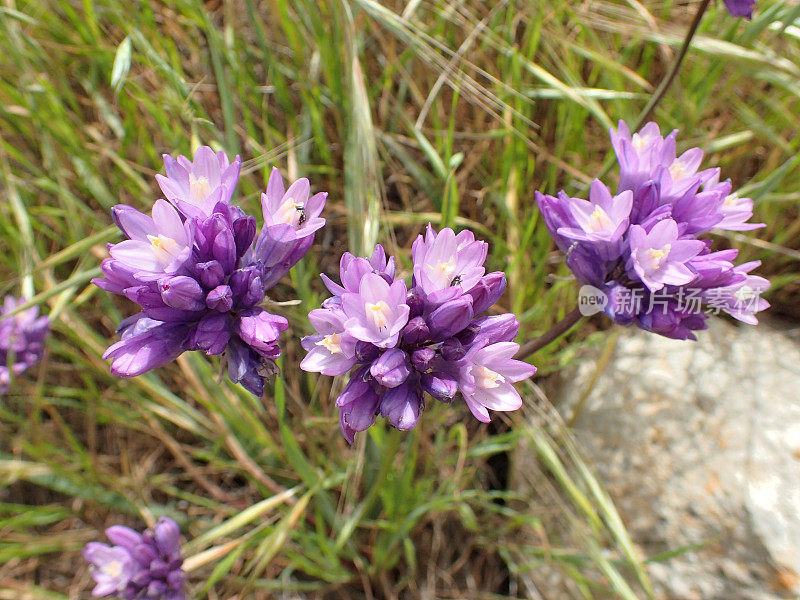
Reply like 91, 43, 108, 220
550, 317, 800, 600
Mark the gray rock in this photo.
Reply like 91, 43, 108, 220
554, 318, 800, 600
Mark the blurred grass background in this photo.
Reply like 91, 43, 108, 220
0, 0, 798, 598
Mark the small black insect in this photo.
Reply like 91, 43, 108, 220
450, 275, 462, 287
296, 205, 307, 225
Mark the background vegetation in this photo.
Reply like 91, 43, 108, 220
1, 0, 798, 597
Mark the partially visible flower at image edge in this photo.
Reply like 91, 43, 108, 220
723, 0, 756, 19
0, 296, 50, 393
92, 146, 327, 395
83, 517, 185, 600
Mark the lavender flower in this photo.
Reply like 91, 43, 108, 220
300, 309, 357, 376
723, 0, 755, 18
0, 297, 50, 393
301, 229, 536, 442
109, 200, 191, 279
627, 220, 705, 291
411, 227, 487, 304
536, 121, 769, 340
556, 180, 633, 261
341, 273, 410, 347
260, 169, 326, 236
83, 517, 185, 600
459, 341, 538, 423
156, 146, 241, 218
94, 147, 326, 395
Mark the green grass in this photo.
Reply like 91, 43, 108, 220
0, 0, 798, 598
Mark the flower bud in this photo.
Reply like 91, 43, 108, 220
226, 339, 266, 396
154, 517, 181, 557
159, 276, 205, 311
370, 348, 411, 388
229, 266, 263, 309
467, 271, 506, 314
458, 313, 519, 346
233, 214, 257, 256
439, 337, 465, 361
131, 541, 158, 566
190, 313, 232, 355
406, 288, 425, 319
338, 387, 381, 444
212, 226, 237, 273
105, 526, 142, 553
380, 377, 423, 430
336, 366, 372, 407
196, 260, 225, 288
206, 285, 233, 312
237, 309, 289, 358
428, 295, 473, 340
402, 316, 430, 345
355, 341, 380, 363
411, 347, 436, 373
147, 581, 168, 596
421, 371, 458, 402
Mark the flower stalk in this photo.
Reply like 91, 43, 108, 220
633, 0, 713, 130
515, 307, 584, 361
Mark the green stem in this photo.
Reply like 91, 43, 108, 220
632, 0, 713, 130
584, 0, 712, 189
515, 307, 583, 360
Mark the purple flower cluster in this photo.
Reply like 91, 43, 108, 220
83, 517, 184, 599
536, 121, 768, 340
0, 296, 49, 393
301, 226, 537, 442
93, 147, 326, 395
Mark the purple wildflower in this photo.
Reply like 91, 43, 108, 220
459, 341, 538, 423
627, 219, 705, 291
83, 517, 185, 600
556, 179, 633, 261
536, 120, 769, 340
0, 297, 50, 393
341, 273, 410, 348
109, 200, 191, 279
609, 121, 678, 196
251, 168, 329, 291
723, 0, 755, 18
301, 227, 536, 443
156, 146, 241, 218
300, 308, 357, 376
700, 260, 770, 325
704, 171, 764, 231
260, 168, 326, 237
320, 245, 395, 297
94, 149, 326, 395
412, 226, 487, 304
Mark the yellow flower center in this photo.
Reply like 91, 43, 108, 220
734, 285, 754, 303
587, 206, 614, 233
668, 159, 689, 180
147, 234, 182, 265
189, 173, 211, 202
317, 333, 342, 354
103, 560, 123, 579
274, 197, 304, 227
428, 260, 457, 286
366, 301, 392, 330
474, 365, 505, 389
645, 244, 671, 268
